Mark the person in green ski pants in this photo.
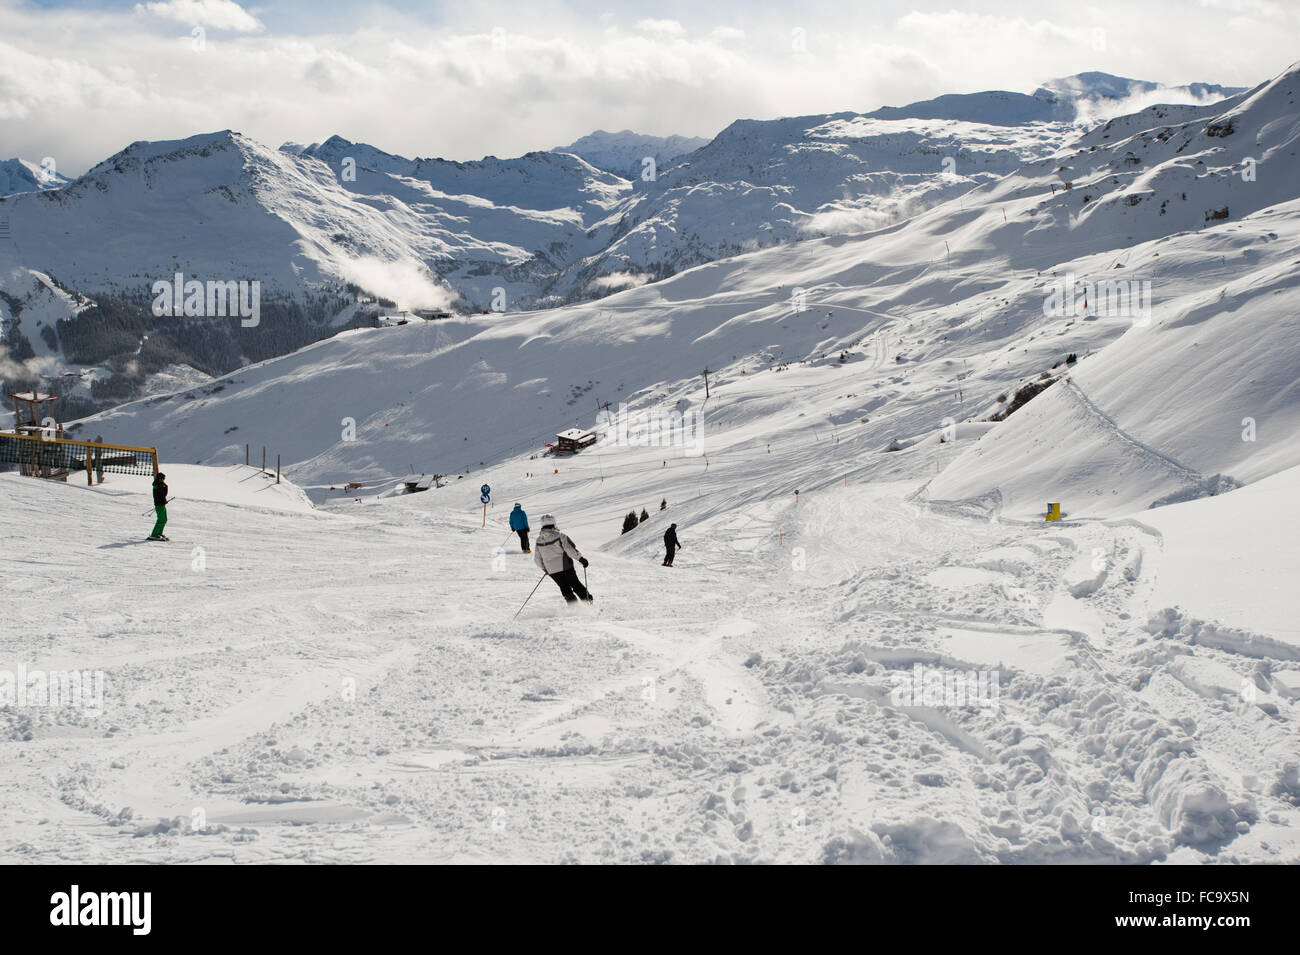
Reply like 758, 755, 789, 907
149, 472, 169, 541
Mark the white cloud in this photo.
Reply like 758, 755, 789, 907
135, 0, 264, 33
634, 19, 685, 38
1197, 0, 1287, 17
334, 256, 457, 311
589, 272, 650, 291
0, 1, 1293, 177
710, 26, 745, 44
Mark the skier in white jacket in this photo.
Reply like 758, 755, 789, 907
533, 514, 593, 603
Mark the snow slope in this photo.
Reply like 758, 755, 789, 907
2, 428, 1296, 863
924, 62, 1300, 517
1139, 465, 1300, 647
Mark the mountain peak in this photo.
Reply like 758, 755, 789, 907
0, 157, 71, 198
1034, 71, 1248, 106
554, 129, 710, 177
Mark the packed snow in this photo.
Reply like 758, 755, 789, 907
3, 445, 1296, 862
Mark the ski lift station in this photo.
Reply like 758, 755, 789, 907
551, 428, 598, 455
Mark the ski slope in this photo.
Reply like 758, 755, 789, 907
2, 440, 1296, 863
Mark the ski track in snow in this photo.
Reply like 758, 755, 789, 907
2, 469, 1296, 865
1062, 379, 1204, 486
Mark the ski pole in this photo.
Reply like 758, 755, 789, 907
141, 497, 174, 517
512, 574, 547, 621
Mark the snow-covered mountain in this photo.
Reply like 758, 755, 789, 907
0, 71, 1247, 418
553, 129, 711, 177
0, 157, 70, 198
292, 133, 630, 306
868, 71, 1245, 126
83, 61, 1300, 517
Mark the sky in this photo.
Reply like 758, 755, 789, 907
2, 0, 1296, 175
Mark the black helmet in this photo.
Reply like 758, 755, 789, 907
155, 472, 166, 480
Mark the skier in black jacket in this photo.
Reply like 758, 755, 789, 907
662, 523, 680, 567
148, 473, 170, 541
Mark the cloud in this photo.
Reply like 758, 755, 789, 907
1070, 85, 1237, 126
332, 256, 457, 312
0, 346, 60, 384
635, 19, 685, 38
0, 1, 1293, 177
588, 272, 650, 291
798, 195, 929, 237
135, 0, 263, 33
1196, 0, 1288, 17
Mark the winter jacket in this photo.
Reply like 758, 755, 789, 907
509, 505, 529, 531
152, 478, 168, 507
534, 527, 584, 575
664, 527, 679, 549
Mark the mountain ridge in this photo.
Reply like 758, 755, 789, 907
0, 69, 1256, 420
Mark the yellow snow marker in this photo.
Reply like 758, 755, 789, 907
1045, 502, 1061, 521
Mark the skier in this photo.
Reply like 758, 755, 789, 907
148, 472, 170, 541
663, 523, 680, 567
509, 502, 531, 553
92, 434, 104, 484
533, 514, 592, 603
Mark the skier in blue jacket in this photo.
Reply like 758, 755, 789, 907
509, 503, 531, 553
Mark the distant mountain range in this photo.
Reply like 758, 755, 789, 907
552, 130, 711, 177
80, 61, 1300, 522
0, 71, 1248, 418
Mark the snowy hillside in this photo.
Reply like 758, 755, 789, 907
81, 63, 1300, 515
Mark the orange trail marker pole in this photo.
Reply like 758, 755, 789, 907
482, 502, 487, 527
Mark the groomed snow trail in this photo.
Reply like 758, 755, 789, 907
3, 466, 1296, 864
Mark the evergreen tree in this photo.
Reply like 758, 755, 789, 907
621, 511, 638, 534
639, 508, 649, 523
660, 498, 667, 510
